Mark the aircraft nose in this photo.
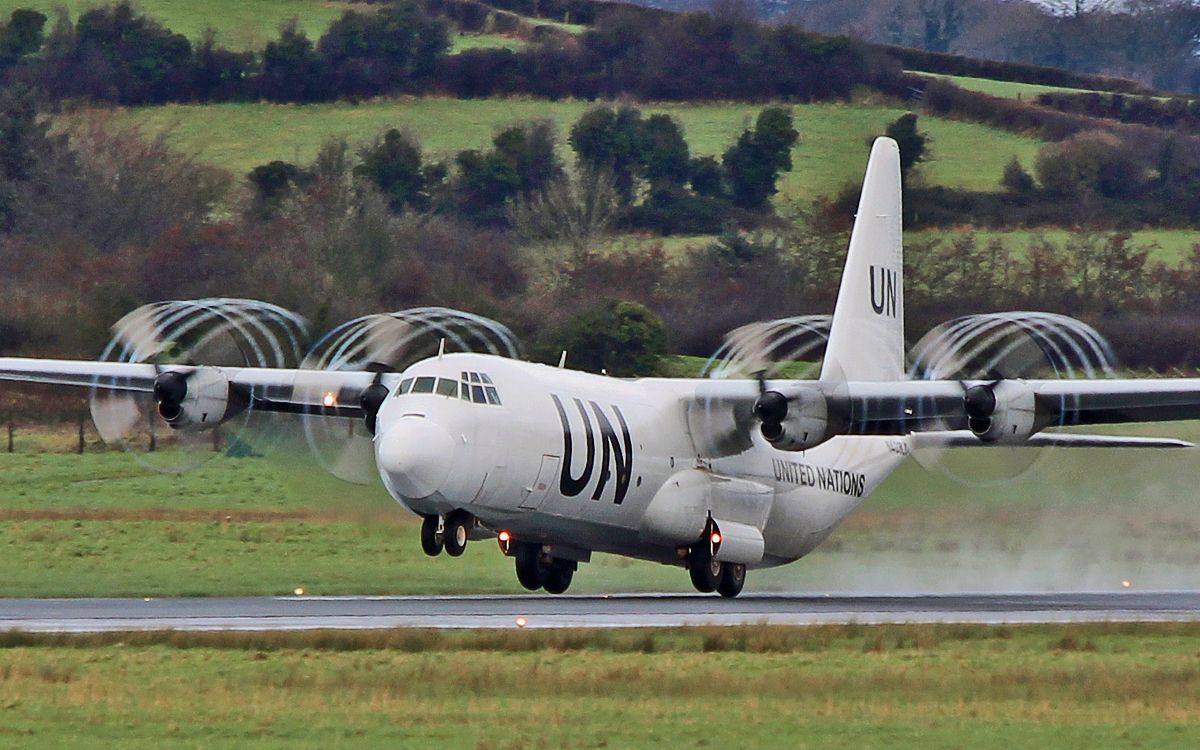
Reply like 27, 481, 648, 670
376, 417, 455, 499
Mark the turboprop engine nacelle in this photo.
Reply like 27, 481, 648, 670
754, 386, 831, 452
154, 367, 249, 431
964, 380, 1038, 444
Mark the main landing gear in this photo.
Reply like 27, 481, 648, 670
512, 540, 575, 594
688, 540, 746, 598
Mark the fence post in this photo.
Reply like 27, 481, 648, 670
78, 416, 85, 455
6, 418, 12, 453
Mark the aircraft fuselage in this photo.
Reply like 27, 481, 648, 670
374, 352, 907, 570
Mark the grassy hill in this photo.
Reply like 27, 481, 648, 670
115, 96, 1045, 203
0, 0, 369, 50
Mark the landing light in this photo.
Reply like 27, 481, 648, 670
1121, 579, 1132, 589
322, 392, 337, 408
515, 616, 528, 628
498, 530, 513, 555
711, 531, 722, 546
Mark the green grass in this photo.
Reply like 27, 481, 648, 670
1, 625, 1199, 748
0, 0, 369, 51
114, 97, 1045, 203
449, 31, 525, 53
913, 71, 1096, 99
909, 228, 1200, 264
3, 417, 1200, 597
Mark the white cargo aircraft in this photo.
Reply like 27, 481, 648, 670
3, 138, 1198, 597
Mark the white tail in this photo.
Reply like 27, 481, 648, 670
820, 137, 904, 382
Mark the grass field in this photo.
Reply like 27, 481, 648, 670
908, 227, 1200, 264
913, 71, 1096, 99
114, 97, 1046, 203
1, 624, 1199, 748
0, 0, 368, 51
2, 416, 1199, 598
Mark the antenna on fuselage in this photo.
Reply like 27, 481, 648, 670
437, 338, 446, 360
558, 350, 567, 369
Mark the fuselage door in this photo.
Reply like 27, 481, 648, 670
519, 454, 560, 510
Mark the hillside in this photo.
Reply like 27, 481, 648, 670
116, 98, 1044, 204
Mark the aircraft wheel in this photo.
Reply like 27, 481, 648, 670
444, 512, 470, 557
514, 542, 546, 590
717, 563, 746, 598
688, 545, 722, 594
543, 561, 575, 595
420, 515, 443, 557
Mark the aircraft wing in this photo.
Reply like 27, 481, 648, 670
687, 377, 1200, 456
0, 357, 386, 419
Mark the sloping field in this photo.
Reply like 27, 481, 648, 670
0, 0, 367, 50
116, 97, 1045, 202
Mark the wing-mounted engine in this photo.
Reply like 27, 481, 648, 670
153, 367, 249, 430
688, 316, 831, 458
90, 298, 310, 473
961, 379, 1044, 444
908, 311, 1118, 482
753, 383, 831, 451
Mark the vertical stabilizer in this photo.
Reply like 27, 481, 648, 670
820, 137, 904, 382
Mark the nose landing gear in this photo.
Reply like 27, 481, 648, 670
420, 511, 473, 557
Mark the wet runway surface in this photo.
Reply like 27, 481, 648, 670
2, 591, 1199, 632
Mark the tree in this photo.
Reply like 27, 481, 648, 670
1035, 130, 1144, 198
689, 155, 724, 198
561, 299, 666, 376
1000, 157, 1036, 194
451, 122, 563, 224
640, 114, 690, 189
318, 3, 449, 96
354, 129, 428, 212
722, 107, 798, 210
508, 168, 620, 256
0, 9, 46, 67
247, 161, 307, 219
883, 113, 929, 178
569, 106, 645, 203
261, 20, 329, 102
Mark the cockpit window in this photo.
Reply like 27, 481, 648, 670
435, 378, 458, 397
395, 371, 500, 405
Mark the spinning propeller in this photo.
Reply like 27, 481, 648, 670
908, 311, 1118, 485
89, 299, 309, 473
296, 307, 523, 484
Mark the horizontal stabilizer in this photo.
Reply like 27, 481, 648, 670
911, 431, 1194, 450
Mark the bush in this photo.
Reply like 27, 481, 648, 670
558, 299, 666, 377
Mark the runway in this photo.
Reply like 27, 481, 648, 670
2, 592, 1199, 632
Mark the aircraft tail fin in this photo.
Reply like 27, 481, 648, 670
820, 137, 904, 383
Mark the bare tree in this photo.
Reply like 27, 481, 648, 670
508, 168, 619, 258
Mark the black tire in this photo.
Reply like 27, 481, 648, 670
514, 542, 546, 591
420, 515, 443, 557
444, 512, 469, 557
717, 563, 746, 598
543, 562, 574, 595
688, 545, 722, 594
